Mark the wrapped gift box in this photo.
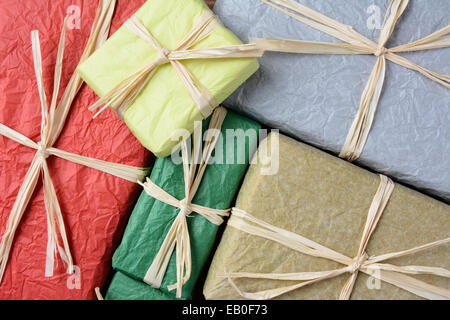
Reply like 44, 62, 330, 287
105, 271, 172, 300
0, 0, 151, 300
78, 0, 259, 157
108, 109, 260, 300
214, 0, 450, 201
203, 133, 450, 299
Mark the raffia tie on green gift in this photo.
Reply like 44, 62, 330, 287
89, 10, 263, 121
137, 107, 230, 298
222, 175, 450, 300
252, 0, 450, 162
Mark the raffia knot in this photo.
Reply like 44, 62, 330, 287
37, 141, 50, 160
374, 46, 388, 57
179, 198, 192, 217
349, 253, 368, 274
154, 48, 170, 65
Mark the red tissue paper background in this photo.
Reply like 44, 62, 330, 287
0, 0, 152, 300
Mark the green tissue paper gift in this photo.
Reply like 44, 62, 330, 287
106, 107, 260, 299
78, 0, 260, 157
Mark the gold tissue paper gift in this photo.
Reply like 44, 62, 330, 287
78, 0, 261, 157
203, 133, 450, 300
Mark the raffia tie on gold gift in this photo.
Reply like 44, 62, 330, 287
138, 107, 230, 298
222, 175, 450, 300
252, 0, 450, 162
0, 0, 148, 284
89, 10, 264, 120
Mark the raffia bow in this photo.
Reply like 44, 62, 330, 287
89, 9, 263, 120
139, 107, 230, 298
252, 0, 450, 161
222, 175, 450, 300
0, 0, 148, 284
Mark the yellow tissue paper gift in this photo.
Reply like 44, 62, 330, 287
78, 0, 260, 157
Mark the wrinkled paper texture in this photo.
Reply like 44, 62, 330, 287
0, 0, 151, 300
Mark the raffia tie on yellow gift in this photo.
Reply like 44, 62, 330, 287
0, 0, 147, 285
222, 175, 450, 300
89, 10, 263, 121
251, 0, 450, 162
